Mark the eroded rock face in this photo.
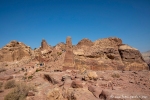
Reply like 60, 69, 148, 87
0, 37, 148, 71
142, 50, 150, 69
73, 37, 148, 71
0, 40, 32, 62
119, 44, 148, 70
63, 36, 74, 70
74, 37, 125, 71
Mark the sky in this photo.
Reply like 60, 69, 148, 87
0, 0, 150, 52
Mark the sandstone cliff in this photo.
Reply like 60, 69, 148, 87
0, 40, 32, 62
73, 37, 148, 71
0, 37, 148, 71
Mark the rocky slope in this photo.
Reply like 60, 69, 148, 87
0, 37, 150, 100
0, 37, 149, 71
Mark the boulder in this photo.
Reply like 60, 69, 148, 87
88, 85, 102, 98
71, 79, 83, 88
87, 71, 98, 80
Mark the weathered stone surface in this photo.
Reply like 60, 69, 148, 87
73, 37, 148, 71
142, 50, 150, 70
71, 79, 83, 88
87, 71, 98, 80
0, 75, 13, 81
74, 37, 125, 71
63, 36, 74, 70
119, 44, 148, 70
88, 85, 102, 98
76, 38, 93, 48
0, 37, 148, 71
40, 39, 50, 50
0, 40, 32, 62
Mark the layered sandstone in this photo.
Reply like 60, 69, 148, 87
0, 40, 32, 62
73, 37, 148, 71
119, 44, 148, 70
63, 36, 74, 70
0, 37, 148, 71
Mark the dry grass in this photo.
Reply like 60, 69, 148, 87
111, 73, 120, 78
4, 82, 35, 100
4, 80, 16, 89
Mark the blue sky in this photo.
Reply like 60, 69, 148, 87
0, 0, 150, 52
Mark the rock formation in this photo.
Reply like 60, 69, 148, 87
73, 37, 148, 71
0, 40, 32, 62
119, 44, 148, 70
0, 37, 148, 71
63, 36, 74, 70
142, 50, 150, 69
34, 39, 52, 62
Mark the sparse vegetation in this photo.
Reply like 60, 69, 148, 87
57, 52, 62, 56
21, 68, 24, 71
4, 80, 16, 89
111, 73, 120, 78
36, 69, 42, 72
5, 64, 8, 66
28, 76, 33, 79
4, 82, 35, 100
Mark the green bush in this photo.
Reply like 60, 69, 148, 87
111, 73, 120, 78
4, 83, 35, 100
5, 80, 16, 89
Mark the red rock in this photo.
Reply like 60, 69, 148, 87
0, 75, 13, 81
71, 80, 83, 88
88, 85, 102, 98
63, 36, 75, 70
27, 91, 35, 96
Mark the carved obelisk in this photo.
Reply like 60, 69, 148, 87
63, 36, 74, 70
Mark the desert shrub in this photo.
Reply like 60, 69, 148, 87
4, 83, 35, 100
36, 69, 42, 72
57, 52, 62, 56
28, 76, 33, 79
5, 80, 16, 89
21, 68, 24, 71
5, 64, 8, 66
111, 73, 120, 78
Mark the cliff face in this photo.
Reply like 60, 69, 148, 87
119, 44, 148, 70
0, 37, 148, 71
0, 41, 32, 62
73, 37, 148, 71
